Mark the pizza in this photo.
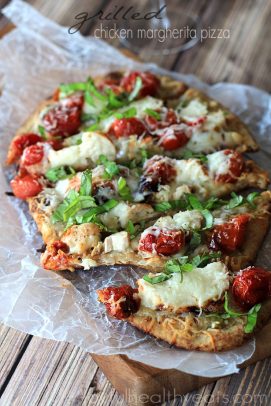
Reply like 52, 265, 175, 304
5, 70, 271, 352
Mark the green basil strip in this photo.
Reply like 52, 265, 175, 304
143, 273, 172, 284
45, 166, 75, 183
128, 76, 142, 101
59, 81, 87, 96
144, 108, 161, 120
79, 169, 92, 196
114, 107, 137, 119
246, 192, 259, 208
117, 177, 132, 201
201, 209, 214, 229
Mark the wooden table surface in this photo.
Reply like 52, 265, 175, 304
0, 0, 271, 405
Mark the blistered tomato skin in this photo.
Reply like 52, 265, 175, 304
139, 228, 185, 256
121, 71, 160, 98
10, 174, 43, 199
144, 157, 177, 184
109, 117, 146, 138
42, 95, 83, 137
233, 267, 271, 307
209, 214, 250, 252
97, 285, 140, 319
21, 144, 44, 166
216, 150, 244, 183
159, 127, 189, 151
9, 133, 43, 163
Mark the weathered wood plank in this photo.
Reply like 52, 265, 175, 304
174, 0, 271, 91
0, 325, 31, 393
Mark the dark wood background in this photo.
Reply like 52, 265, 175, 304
0, 0, 270, 405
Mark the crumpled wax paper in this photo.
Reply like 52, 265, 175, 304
0, 0, 270, 378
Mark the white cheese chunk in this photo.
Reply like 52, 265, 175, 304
203, 110, 225, 131
179, 99, 208, 121
80, 258, 98, 269
104, 231, 130, 253
175, 159, 209, 186
138, 262, 229, 312
48, 132, 116, 169
207, 150, 230, 179
154, 216, 176, 230
173, 210, 203, 230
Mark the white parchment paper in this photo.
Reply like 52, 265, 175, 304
0, 0, 270, 378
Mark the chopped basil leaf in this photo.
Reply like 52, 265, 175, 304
38, 125, 46, 139
191, 252, 221, 268
224, 192, 244, 209
79, 169, 92, 196
128, 76, 142, 101
246, 192, 259, 208
106, 89, 126, 109
86, 78, 107, 101
59, 81, 86, 96
182, 150, 208, 163
114, 107, 137, 119
84, 90, 95, 107
201, 209, 213, 229
187, 194, 203, 210
98, 155, 119, 180
45, 166, 75, 182
117, 177, 132, 201
154, 202, 172, 212
143, 273, 172, 284
224, 292, 261, 333
126, 220, 135, 238
140, 148, 149, 165
189, 231, 202, 249
245, 303, 261, 333
144, 108, 161, 120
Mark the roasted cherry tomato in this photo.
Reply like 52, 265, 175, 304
145, 109, 178, 131
139, 227, 185, 256
144, 156, 177, 184
21, 144, 44, 166
209, 214, 250, 252
42, 95, 83, 137
9, 133, 43, 163
233, 267, 271, 306
121, 71, 160, 98
109, 117, 146, 138
10, 174, 43, 199
158, 126, 190, 151
215, 150, 244, 183
97, 285, 140, 319
42, 240, 71, 271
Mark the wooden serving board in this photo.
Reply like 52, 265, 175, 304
92, 320, 271, 405
1, 21, 271, 406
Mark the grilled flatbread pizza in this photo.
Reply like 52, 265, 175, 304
97, 262, 271, 352
5, 70, 271, 351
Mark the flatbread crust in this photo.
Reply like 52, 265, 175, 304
125, 299, 271, 352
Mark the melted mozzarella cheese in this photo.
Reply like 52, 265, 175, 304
100, 202, 154, 229
99, 96, 163, 132
154, 216, 176, 229
104, 231, 130, 253
207, 150, 230, 179
179, 99, 208, 121
81, 258, 98, 269
138, 262, 229, 312
173, 210, 203, 230
203, 110, 225, 130
48, 132, 116, 169
175, 159, 209, 185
